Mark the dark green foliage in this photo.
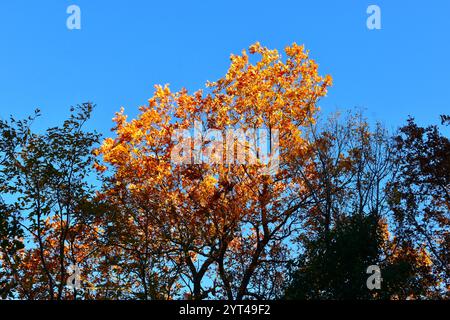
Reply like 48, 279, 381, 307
387, 117, 450, 296
0, 103, 101, 299
285, 214, 382, 300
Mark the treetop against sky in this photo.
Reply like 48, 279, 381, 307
0, 1, 449, 301
0, 1, 449, 135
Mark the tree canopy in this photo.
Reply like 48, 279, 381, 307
0, 44, 448, 300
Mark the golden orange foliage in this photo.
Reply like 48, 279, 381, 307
95, 42, 332, 299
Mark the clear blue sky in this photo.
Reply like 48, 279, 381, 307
1, 0, 449, 135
